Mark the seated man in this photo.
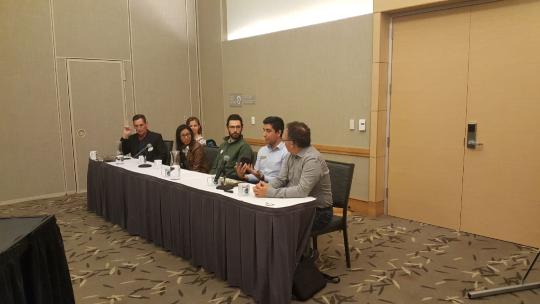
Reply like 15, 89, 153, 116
253, 121, 333, 231
235, 116, 288, 183
120, 114, 168, 163
210, 114, 253, 180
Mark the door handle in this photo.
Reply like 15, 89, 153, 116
77, 129, 87, 138
466, 122, 483, 149
467, 139, 484, 148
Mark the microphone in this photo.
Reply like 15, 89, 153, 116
133, 143, 153, 158
214, 155, 230, 184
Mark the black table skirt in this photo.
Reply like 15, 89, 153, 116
87, 160, 316, 304
0, 216, 75, 304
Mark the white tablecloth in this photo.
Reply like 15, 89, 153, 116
108, 159, 315, 208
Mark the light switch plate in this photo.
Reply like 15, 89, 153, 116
251, 116, 256, 125
349, 119, 355, 130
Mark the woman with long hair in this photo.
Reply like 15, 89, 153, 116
186, 116, 206, 146
175, 124, 208, 173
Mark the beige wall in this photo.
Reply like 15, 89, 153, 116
1, 0, 200, 203
218, 15, 373, 200
198, 0, 226, 141
322, 154, 369, 200
129, 0, 200, 139
1, 0, 66, 202
0, 0, 476, 204
198, 0, 479, 204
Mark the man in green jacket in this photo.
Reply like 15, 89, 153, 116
210, 114, 253, 180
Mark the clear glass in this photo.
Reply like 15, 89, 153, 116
207, 175, 218, 187
238, 183, 250, 196
115, 141, 124, 164
154, 159, 162, 170
170, 165, 181, 180
169, 151, 181, 180
170, 150, 180, 166
115, 153, 124, 164
115, 150, 124, 165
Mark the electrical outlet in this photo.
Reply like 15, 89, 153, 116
358, 119, 366, 131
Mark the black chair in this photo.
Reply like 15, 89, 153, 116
311, 160, 355, 268
251, 149, 258, 164
164, 140, 173, 153
204, 146, 220, 169
163, 140, 173, 165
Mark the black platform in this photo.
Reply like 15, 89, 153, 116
0, 215, 74, 304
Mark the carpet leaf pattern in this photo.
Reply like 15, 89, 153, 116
1, 194, 538, 304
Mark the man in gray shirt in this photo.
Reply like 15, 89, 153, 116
254, 121, 333, 231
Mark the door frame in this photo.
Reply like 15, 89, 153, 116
65, 58, 128, 191
382, 0, 499, 215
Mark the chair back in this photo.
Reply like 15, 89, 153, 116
164, 140, 173, 153
325, 160, 355, 210
162, 140, 174, 164
204, 146, 220, 169
251, 149, 258, 164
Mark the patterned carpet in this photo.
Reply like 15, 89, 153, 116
1, 194, 538, 304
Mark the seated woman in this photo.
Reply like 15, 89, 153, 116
186, 116, 206, 146
175, 124, 209, 173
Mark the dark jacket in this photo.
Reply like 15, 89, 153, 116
120, 130, 168, 163
210, 136, 252, 180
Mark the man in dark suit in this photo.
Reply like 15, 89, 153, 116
120, 114, 168, 163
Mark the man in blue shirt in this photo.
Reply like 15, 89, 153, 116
235, 116, 288, 183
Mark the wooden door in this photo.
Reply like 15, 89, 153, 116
461, 0, 540, 247
387, 7, 470, 229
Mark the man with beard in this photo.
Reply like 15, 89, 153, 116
210, 114, 253, 180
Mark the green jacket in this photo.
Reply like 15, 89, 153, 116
210, 136, 253, 180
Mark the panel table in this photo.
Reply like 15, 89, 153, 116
87, 159, 316, 304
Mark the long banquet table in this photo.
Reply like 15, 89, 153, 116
87, 159, 317, 304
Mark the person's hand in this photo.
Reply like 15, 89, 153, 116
252, 169, 263, 181
235, 162, 249, 180
254, 182, 268, 197
122, 126, 132, 139
245, 164, 255, 174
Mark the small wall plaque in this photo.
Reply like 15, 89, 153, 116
228, 94, 256, 107
229, 94, 242, 107
242, 95, 256, 105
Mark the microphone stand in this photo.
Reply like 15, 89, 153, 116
138, 156, 152, 168
215, 157, 234, 191
214, 158, 228, 184
134, 144, 151, 158
135, 144, 153, 168
467, 250, 540, 299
